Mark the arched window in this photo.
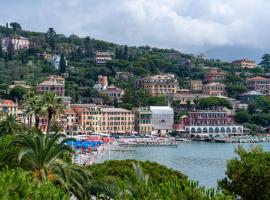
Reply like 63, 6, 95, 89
215, 127, 219, 133
186, 128, 190, 133
226, 127, 231, 133
232, 127, 237, 133
191, 128, 196, 133
197, 128, 202, 133
203, 127, 208, 133
237, 127, 242, 133
209, 127, 214, 133
221, 127, 225, 133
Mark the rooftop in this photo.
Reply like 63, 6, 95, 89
247, 76, 269, 81
101, 107, 132, 113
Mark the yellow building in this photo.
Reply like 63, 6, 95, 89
137, 74, 179, 96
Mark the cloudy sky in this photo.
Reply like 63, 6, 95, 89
1, 0, 269, 61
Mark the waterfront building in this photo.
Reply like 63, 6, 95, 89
246, 76, 270, 94
132, 107, 153, 134
103, 85, 124, 102
36, 75, 65, 96
186, 80, 203, 93
1, 36, 30, 51
176, 109, 243, 136
137, 74, 179, 96
150, 106, 174, 135
204, 68, 226, 83
95, 51, 112, 65
232, 58, 256, 69
62, 108, 79, 133
101, 107, 135, 134
238, 91, 264, 104
203, 82, 226, 96
0, 99, 18, 116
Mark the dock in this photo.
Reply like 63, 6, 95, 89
119, 142, 178, 147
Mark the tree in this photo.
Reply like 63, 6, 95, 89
247, 103, 257, 114
8, 86, 28, 102
46, 28, 56, 51
197, 97, 232, 110
257, 96, 270, 112
226, 84, 247, 97
0, 114, 24, 136
9, 22, 21, 31
235, 111, 251, 124
84, 36, 92, 57
42, 92, 64, 133
219, 146, 270, 200
7, 40, 14, 60
22, 93, 44, 128
59, 53, 66, 73
259, 53, 270, 68
123, 45, 128, 60
0, 40, 3, 58
10, 131, 91, 199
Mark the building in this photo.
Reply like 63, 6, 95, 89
0, 99, 18, 116
1, 36, 30, 51
62, 108, 79, 133
204, 68, 226, 83
232, 58, 256, 69
186, 80, 203, 93
103, 85, 124, 102
95, 51, 112, 65
150, 106, 174, 135
101, 107, 135, 134
132, 107, 153, 134
115, 72, 133, 81
9, 81, 31, 89
48, 55, 61, 70
137, 74, 179, 96
238, 91, 264, 104
246, 76, 270, 94
36, 75, 65, 96
203, 82, 226, 96
176, 109, 243, 136
93, 75, 108, 91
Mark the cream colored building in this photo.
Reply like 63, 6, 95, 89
203, 82, 226, 96
187, 80, 203, 93
138, 74, 179, 96
1, 36, 30, 51
132, 107, 153, 134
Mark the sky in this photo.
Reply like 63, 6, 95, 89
1, 0, 269, 61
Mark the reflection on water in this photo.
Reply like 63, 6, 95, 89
96, 142, 270, 188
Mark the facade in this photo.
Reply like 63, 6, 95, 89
115, 72, 133, 81
0, 99, 18, 116
1, 36, 30, 51
203, 82, 226, 96
204, 68, 226, 83
36, 75, 65, 96
48, 55, 62, 70
176, 109, 243, 136
95, 51, 112, 65
238, 91, 264, 104
150, 106, 174, 135
137, 74, 179, 96
9, 81, 31, 89
65, 105, 134, 134
132, 107, 153, 134
232, 59, 256, 69
246, 76, 270, 94
186, 80, 203, 93
103, 85, 124, 102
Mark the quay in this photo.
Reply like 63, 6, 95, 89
119, 142, 178, 147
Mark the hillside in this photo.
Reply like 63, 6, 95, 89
0, 23, 256, 107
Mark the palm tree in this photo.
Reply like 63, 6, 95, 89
10, 131, 91, 198
0, 114, 24, 136
42, 92, 64, 133
23, 92, 45, 129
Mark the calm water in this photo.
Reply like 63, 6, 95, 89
96, 142, 270, 188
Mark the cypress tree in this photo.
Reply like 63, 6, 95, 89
59, 54, 66, 73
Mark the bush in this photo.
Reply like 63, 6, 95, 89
0, 168, 69, 200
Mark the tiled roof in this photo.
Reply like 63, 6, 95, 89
247, 76, 268, 81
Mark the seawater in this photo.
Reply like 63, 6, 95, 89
96, 142, 270, 188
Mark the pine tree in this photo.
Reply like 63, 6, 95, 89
259, 53, 270, 68
0, 39, 3, 58
59, 54, 66, 74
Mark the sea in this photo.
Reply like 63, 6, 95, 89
96, 141, 270, 188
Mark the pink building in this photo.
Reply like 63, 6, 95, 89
175, 109, 243, 136
203, 82, 226, 96
204, 68, 226, 83
246, 76, 270, 94
36, 75, 65, 96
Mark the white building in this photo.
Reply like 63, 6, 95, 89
48, 55, 61, 70
1, 36, 30, 51
150, 106, 174, 135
